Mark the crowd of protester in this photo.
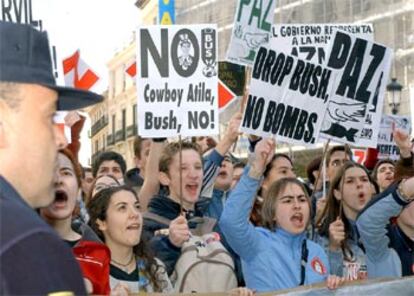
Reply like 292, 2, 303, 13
1, 21, 413, 295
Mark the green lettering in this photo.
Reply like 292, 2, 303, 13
237, 0, 252, 22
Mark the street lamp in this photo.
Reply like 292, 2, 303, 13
386, 78, 403, 115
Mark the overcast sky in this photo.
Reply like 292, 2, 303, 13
34, 0, 139, 89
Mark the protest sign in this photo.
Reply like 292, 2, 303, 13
226, 0, 277, 66
377, 114, 411, 160
352, 149, 367, 164
240, 45, 339, 146
137, 25, 218, 138
271, 24, 373, 65
0, 0, 62, 79
0, 0, 43, 31
54, 111, 72, 144
219, 61, 246, 96
218, 61, 245, 122
319, 30, 393, 147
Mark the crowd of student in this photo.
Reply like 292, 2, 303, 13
37, 113, 413, 295
1, 21, 413, 296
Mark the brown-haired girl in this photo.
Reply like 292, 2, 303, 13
314, 161, 374, 280
220, 138, 343, 292
88, 185, 172, 293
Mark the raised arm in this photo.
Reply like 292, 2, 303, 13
219, 138, 275, 259
200, 112, 242, 199
139, 139, 167, 212
356, 177, 414, 277
393, 127, 414, 181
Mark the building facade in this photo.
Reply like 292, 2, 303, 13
88, 41, 138, 169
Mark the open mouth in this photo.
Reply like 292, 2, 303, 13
185, 184, 199, 195
218, 171, 228, 178
53, 190, 68, 206
358, 192, 366, 203
127, 223, 141, 230
290, 213, 304, 227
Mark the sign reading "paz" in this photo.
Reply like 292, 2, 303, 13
137, 25, 218, 138
320, 30, 393, 148
226, 0, 277, 66
240, 45, 338, 146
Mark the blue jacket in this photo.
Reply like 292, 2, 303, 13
206, 188, 244, 285
313, 220, 367, 280
357, 182, 409, 278
220, 168, 329, 292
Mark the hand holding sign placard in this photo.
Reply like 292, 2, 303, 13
137, 25, 218, 138
377, 115, 411, 160
320, 30, 393, 147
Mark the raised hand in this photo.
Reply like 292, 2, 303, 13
169, 215, 190, 247
216, 112, 243, 156
392, 124, 412, 158
225, 112, 243, 143
249, 138, 275, 178
328, 217, 345, 251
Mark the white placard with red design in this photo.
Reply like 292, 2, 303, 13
54, 111, 71, 144
377, 115, 411, 160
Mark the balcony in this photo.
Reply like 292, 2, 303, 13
107, 134, 114, 146
126, 124, 138, 138
115, 129, 126, 143
91, 150, 104, 166
91, 115, 108, 137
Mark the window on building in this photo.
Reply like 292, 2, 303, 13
122, 109, 126, 137
133, 104, 137, 126
109, 71, 115, 99
112, 114, 116, 136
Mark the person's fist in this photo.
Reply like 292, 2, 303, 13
225, 112, 243, 143
169, 215, 190, 247
249, 138, 275, 178
326, 275, 345, 290
329, 217, 345, 251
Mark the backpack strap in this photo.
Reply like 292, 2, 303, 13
300, 239, 308, 285
143, 212, 172, 226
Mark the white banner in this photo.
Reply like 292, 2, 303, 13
271, 24, 374, 65
137, 25, 219, 137
377, 115, 411, 160
240, 46, 339, 146
319, 30, 393, 148
226, 0, 277, 66
54, 111, 72, 144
